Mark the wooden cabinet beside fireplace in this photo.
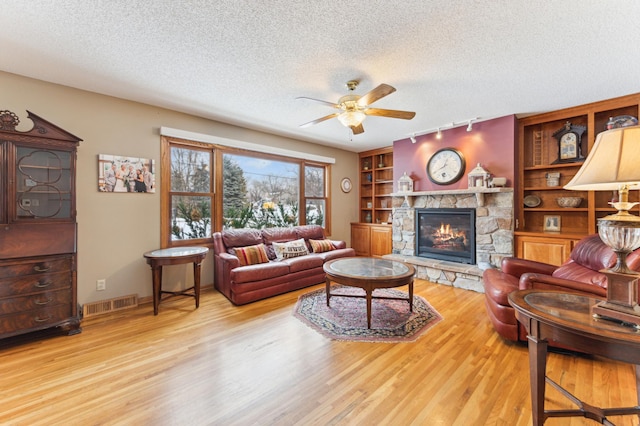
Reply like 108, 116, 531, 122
351, 223, 392, 257
0, 110, 82, 339
516, 93, 640, 263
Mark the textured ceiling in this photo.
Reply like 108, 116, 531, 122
1, 1, 640, 152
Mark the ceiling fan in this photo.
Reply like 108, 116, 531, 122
297, 80, 416, 135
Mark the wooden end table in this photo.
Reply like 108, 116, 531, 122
508, 289, 640, 425
323, 257, 415, 328
143, 246, 209, 315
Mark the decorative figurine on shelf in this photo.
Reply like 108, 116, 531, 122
397, 172, 413, 193
364, 211, 372, 223
378, 155, 384, 168
467, 163, 491, 188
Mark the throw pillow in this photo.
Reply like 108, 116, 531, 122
234, 243, 269, 266
272, 238, 309, 260
309, 239, 335, 253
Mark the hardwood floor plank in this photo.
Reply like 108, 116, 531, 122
0, 279, 637, 425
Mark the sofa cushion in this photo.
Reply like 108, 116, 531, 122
295, 225, 325, 241
223, 228, 263, 251
273, 238, 309, 260
234, 243, 269, 266
232, 261, 290, 284
309, 239, 335, 253
282, 254, 323, 273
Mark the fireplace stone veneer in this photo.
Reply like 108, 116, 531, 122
385, 188, 513, 293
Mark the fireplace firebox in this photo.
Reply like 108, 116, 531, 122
415, 208, 476, 264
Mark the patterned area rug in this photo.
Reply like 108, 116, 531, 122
293, 285, 443, 343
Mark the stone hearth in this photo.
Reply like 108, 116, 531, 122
384, 188, 513, 293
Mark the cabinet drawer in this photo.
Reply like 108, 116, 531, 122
0, 304, 73, 335
0, 256, 72, 279
0, 289, 71, 315
0, 271, 71, 298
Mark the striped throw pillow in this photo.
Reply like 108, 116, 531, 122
234, 243, 269, 266
309, 239, 335, 253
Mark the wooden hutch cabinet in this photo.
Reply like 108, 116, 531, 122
351, 147, 393, 257
0, 110, 82, 339
516, 93, 640, 265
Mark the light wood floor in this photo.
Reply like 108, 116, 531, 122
1, 280, 638, 425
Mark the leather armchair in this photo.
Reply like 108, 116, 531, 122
483, 234, 640, 343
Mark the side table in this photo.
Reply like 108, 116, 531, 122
509, 289, 640, 425
143, 246, 209, 315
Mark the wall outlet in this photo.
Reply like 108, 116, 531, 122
96, 279, 106, 291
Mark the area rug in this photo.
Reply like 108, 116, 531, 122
293, 285, 443, 343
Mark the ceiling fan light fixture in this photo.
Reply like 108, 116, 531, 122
338, 110, 366, 128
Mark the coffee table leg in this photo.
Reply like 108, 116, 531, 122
325, 278, 331, 306
409, 280, 414, 312
366, 289, 373, 329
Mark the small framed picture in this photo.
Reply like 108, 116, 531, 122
543, 215, 561, 232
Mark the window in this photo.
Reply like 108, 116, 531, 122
161, 136, 331, 247
304, 165, 327, 228
161, 139, 214, 246
222, 153, 300, 229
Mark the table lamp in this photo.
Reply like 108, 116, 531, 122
564, 125, 640, 326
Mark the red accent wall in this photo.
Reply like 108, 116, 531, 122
392, 115, 517, 191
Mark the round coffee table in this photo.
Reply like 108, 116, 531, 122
323, 257, 416, 328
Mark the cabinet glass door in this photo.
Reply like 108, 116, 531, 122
15, 146, 73, 219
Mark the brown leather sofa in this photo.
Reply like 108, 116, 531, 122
213, 225, 355, 305
483, 234, 640, 343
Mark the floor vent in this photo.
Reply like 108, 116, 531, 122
82, 294, 138, 318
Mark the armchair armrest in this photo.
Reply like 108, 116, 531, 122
519, 272, 607, 298
501, 257, 558, 278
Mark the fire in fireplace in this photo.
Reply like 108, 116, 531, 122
415, 208, 476, 264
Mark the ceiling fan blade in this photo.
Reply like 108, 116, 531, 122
299, 113, 340, 128
357, 84, 396, 107
296, 97, 340, 109
365, 108, 416, 120
350, 124, 365, 134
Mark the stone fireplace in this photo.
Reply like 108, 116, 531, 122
385, 188, 513, 292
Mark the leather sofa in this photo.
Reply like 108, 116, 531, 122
212, 225, 355, 305
483, 234, 640, 343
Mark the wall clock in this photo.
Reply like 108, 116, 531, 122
552, 121, 586, 164
426, 148, 466, 185
340, 177, 352, 193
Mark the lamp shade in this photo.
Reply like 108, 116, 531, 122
564, 125, 640, 191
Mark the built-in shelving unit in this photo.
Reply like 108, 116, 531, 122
352, 147, 393, 257
516, 93, 640, 264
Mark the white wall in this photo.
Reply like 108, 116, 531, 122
1, 71, 359, 306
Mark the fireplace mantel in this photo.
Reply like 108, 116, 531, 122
391, 187, 512, 207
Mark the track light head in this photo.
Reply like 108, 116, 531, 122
436, 128, 442, 140
410, 134, 417, 144
467, 120, 473, 132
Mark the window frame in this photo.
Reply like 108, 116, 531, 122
160, 136, 331, 248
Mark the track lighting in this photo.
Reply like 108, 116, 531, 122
407, 117, 480, 142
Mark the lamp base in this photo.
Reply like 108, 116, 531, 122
592, 269, 640, 328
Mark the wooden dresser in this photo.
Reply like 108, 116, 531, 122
0, 110, 82, 339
